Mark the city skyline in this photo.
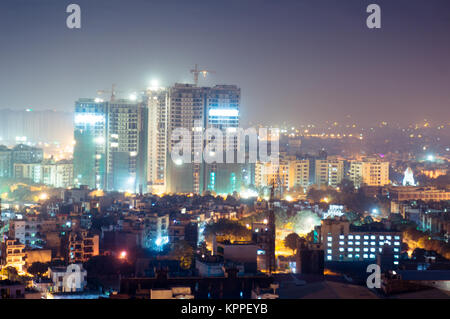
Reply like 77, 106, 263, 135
0, 0, 450, 127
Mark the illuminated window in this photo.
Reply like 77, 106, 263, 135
348, 235, 354, 240
379, 236, 384, 240
364, 248, 369, 252
355, 248, 360, 252
327, 243, 332, 247
363, 241, 369, 245
339, 248, 344, 252
394, 255, 399, 259
327, 255, 332, 260
370, 248, 375, 252
327, 249, 332, 254
348, 241, 353, 245
394, 242, 400, 246
348, 248, 353, 252
363, 254, 369, 258
386, 236, 392, 240
394, 261, 399, 265
348, 254, 353, 258
371, 241, 376, 246
394, 236, 400, 240
355, 254, 360, 259
355, 241, 360, 245
369, 254, 375, 259
339, 235, 344, 239
379, 242, 384, 246
394, 248, 399, 252
370, 235, 376, 240
339, 241, 344, 245
355, 235, 361, 240
364, 235, 369, 240
327, 236, 332, 241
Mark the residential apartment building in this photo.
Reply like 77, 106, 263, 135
315, 158, 344, 188
349, 157, 389, 188
68, 231, 99, 263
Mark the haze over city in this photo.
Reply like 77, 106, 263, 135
0, 0, 449, 304
1, 0, 450, 126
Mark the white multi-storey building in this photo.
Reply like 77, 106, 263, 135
349, 157, 390, 188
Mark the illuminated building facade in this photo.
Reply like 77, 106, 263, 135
255, 158, 309, 191
74, 99, 108, 189
402, 167, 416, 186
166, 84, 242, 194
320, 219, 402, 265
315, 157, 344, 188
68, 231, 99, 263
145, 87, 168, 194
74, 98, 147, 192
106, 99, 147, 193
389, 186, 450, 202
349, 157, 390, 188
1, 239, 26, 272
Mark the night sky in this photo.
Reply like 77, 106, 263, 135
1, 0, 450, 126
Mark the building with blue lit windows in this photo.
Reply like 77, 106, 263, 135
166, 84, 244, 195
74, 98, 147, 193
320, 218, 402, 265
73, 99, 108, 189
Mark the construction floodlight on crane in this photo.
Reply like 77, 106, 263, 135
190, 64, 215, 86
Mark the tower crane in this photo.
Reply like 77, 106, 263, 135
190, 64, 215, 86
97, 84, 123, 102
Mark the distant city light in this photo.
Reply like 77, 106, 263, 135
75, 114, 105, 125
240, 189, 258, 199
209, 109, 239, 117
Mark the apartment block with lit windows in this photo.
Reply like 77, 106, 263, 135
315, 158, 344, 188
1, 239, 26, 272
319, 218, 402, 265
68, 231, 99, 263
349, 157, 389, 188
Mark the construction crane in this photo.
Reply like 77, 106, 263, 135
190, 64, 215, 86
97, 84, 122, 102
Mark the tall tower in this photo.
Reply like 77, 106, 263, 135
73, 99, 108, 189
145, 87, 168, 194
266, 183, 276, 274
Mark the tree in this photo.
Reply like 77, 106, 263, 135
171, 240, 194, 270
284, 233, 301, 255
203, 219, 252, 242
28, 262, 48, 277
338, 179, 355, 194
1, 266, 19, 281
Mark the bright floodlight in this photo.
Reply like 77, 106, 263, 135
129, 93, 137, 101
427, 154, 434, 161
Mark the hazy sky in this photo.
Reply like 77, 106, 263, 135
1, 0, 450, 126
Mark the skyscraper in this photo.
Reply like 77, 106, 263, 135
106, 99, 147, 193
74, 99, 108, 189
144, 87, 168, 194
165, 84, 242, 194
73, 98, 147, 192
